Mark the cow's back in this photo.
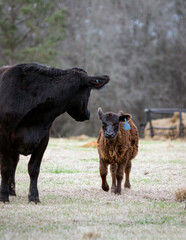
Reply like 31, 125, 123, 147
0, 66, 11, 76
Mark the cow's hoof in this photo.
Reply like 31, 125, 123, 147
9, 190, 16, 196
28, 199, 41, 204
0, 193, 10, 203
102, 184, 109, 192
28, 193, 41, 204
28, 196, 41, 204
9, 184, 16, 196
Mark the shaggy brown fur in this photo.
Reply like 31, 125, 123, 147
97, 108, 139, 194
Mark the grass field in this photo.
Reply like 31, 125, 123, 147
0, 138, 186, 240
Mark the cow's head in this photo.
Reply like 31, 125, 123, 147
66, 68, 109, 121
98, 107, 132, 139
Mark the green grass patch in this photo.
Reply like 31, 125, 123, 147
48, 143, 61, 148
81, 158, 99, 162
133, 215, 175, 225
152, 201, 178, 209
43, 167, 82, 174
168, 159, 184, 164
133, 178, 157, 184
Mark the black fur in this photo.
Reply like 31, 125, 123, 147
0, 63, 109, 203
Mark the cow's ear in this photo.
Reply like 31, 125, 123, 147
87, 75, 109, 89
119, 113, 132, 122
98, 107, 104, 120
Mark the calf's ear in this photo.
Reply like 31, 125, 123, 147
118, 110, 124, 116
119, 113, 132, 122
98, 107, 104, 120
87, 75, 109, 89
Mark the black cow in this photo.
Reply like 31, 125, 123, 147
0, 63, 109, 203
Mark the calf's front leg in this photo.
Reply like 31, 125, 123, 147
9, 154, 19, 196
110, 163, 118, 192
115, 162, 125, 195
99, 158, 109, 192
28, 133, 49, 203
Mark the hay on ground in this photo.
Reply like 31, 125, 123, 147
144, 112, 186, 140
68, 135, 90, 141
82, 141, 97, 148
175, 188, 186, 202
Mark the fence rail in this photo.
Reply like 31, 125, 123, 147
144, 108, 186, 138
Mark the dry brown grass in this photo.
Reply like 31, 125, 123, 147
83, 232, 101, 239
0, 138, 186, 240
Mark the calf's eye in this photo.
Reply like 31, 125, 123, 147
102, 123, 107, 128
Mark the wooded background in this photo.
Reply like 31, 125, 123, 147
0, 0, 185, 137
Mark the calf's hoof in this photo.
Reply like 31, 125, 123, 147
124, 182, 131, 189
111, 186, 116, 193
114, 188, 121, 195
102, 183, 109, 192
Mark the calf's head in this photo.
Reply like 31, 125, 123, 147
66, 69, 109, 121
98, 108, 132, 139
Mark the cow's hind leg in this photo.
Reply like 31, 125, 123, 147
9, 154, 19, 196
124, 160, 131, 189
28, 133, 49, 203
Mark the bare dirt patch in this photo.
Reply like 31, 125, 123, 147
0, 138, 186, 240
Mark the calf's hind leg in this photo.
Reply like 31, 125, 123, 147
99, 158, 109, 191
124, 160, 131, 189
28, 133, 49, 203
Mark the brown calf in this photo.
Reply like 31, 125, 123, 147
97, 108, 139, 194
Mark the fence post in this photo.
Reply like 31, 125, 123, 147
146, 109, 154, 137
179, 111, 184, 138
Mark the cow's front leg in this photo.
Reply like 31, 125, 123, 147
99, 158, 109, 191
0, 155, 14, 202
28, 133, 49, 203
9, 154, 19, 196
115, 162, 125, 195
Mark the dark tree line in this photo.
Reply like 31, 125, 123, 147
0, 0, 66, 65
